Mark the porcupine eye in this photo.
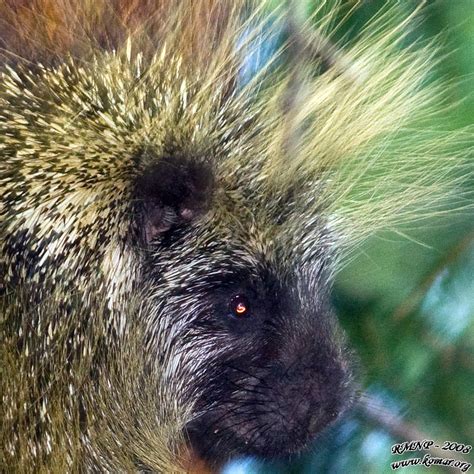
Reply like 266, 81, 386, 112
228, 294, 251, 319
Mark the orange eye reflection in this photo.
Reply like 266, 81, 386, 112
229, 295, 250, 318
235, 302, 247, 314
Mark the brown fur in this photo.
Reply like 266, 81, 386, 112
0, 0, 234, 67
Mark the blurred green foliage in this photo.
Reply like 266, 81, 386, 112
223, 1, 474, 473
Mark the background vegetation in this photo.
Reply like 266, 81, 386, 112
223, 1, 473, 473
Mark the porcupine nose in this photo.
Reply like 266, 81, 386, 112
258, 308, 354, 453
265, 350, 350, 451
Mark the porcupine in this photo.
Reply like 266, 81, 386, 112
0, 1, 471, 472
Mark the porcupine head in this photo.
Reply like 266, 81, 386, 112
1, 0, 470, 472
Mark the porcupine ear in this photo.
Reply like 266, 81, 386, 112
134, 155, 215, 244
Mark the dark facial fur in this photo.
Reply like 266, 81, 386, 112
186, 275, 353, 462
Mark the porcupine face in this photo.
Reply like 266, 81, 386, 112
184, 266, 353, 462
138, 156, 354, 463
